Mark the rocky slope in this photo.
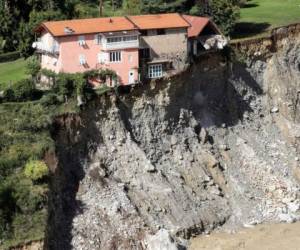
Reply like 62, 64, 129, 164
45, 24, 300, 250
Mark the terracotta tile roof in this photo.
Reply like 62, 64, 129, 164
36, 13, 193, 37
38, 16, 137, 37
127, 13, 190, 30
182, 15, 211, 38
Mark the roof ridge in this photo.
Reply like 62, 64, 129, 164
124, 15, 139, 29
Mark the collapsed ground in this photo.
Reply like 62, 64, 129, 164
46, 25, 300, 249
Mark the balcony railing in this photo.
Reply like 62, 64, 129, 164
102, 39, 139, 51
33, 42, 60, 55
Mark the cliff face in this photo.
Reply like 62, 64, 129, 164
46, 26, 300, 250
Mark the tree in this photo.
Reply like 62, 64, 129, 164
100, 0, 104, 16
190, 0, 240, 35
141, 0, 193, 14
123, 0, 141, 15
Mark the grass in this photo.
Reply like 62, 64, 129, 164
0, 59, 28, 87
233, 0, 300, 39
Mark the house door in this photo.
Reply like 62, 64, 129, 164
129, 70, 135, 84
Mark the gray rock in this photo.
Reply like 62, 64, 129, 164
199, 127, 208, 144
144, 229, 178, 250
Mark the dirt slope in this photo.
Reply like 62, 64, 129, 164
190, 222, 300, 250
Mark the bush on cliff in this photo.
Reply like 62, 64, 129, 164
2, 79, 35, 102
24, 160, 49, 182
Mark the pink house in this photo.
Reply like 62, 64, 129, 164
34, 16, 140, 86
34, 13, 227, 87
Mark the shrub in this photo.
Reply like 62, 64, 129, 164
24, 160, 49, 182
26, 56, 41, 78
40, 93, 60, 106
0, 51, 20, 63
54, 73, 75, 97
3, 79, 35, 102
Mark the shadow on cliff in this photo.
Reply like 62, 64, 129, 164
45, 110, 105, 250
163, 53, 263, 128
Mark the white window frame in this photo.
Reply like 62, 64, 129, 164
95, 34, 102, 45
78, 35, 86, 46
79, 54, 86, 65
106, 35, 138, 44
109, 51, 121, 63
148, 64, 163, 79
98, 52, 108, 64
107, 36, 123, 44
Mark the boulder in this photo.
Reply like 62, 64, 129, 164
144, 229, 178, 250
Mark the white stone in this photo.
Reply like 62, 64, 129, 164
145, 162, 156, 172
288, 202, 300, 213
278, 213, 296, 223
271, 107, 279, 113
145, 229, 178, 250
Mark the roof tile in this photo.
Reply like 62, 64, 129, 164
182, 15, 210, 38
127, 13, 190, 30
40, 16, 137, 37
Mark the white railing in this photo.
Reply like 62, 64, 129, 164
102, 39, 139, 50
32, 42, 60, 54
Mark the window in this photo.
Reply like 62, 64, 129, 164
140, 30, 148, 36
98, 53, 108, 64
95, 34, 102, 45
147, 30, 157, 36
123, 35, 138, 42
78, 35, 85, 46
139, 48, 150, 59
107, 37, 122, 43
157, 29, 166, 35
107, 36, 138, 43
79, 54, 86, 65
148, 64, 163, 78
109, 51, 121, 62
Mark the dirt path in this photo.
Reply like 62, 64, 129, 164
189, 223, 300, 250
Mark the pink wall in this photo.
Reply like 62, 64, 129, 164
52, 34, 139, 85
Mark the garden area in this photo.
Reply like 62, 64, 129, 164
233, 0, 300, 39
0, 59, 28, 87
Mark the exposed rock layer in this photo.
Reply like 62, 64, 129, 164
45, 26, 300, 250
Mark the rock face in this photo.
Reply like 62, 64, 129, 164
45, 27, 300, 250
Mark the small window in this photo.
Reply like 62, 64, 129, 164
140, 30, 148, 36
148, 64, 163, 79
109, 51, 121, 62
98, 53, 108, 64
107, 37, 122, 43
79, 54, 86, 65
95, 34, 102, 45
128, 55, 133, 63
140, 48, 150, 59
157, 29, 166, 35
78, 35, 85, 46
123, 36, 138, 42
147, 30, 157, 36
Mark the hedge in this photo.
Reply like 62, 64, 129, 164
0, 51, 21, 63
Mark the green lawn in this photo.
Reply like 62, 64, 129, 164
233, 0, 300, 39
0, 59, 28, 87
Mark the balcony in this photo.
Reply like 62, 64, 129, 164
102, 37, 139, 51
32, 42, 60, 55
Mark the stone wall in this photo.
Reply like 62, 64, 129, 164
140, 28, 188, 74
